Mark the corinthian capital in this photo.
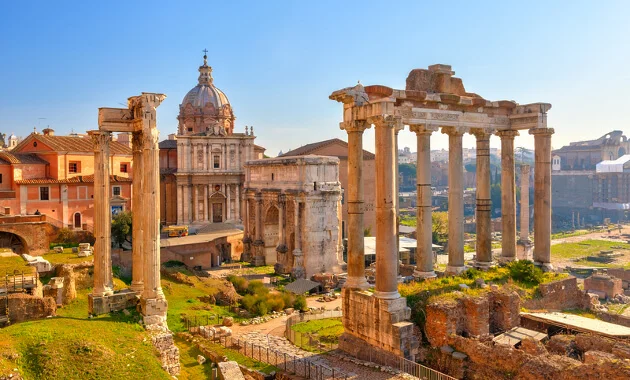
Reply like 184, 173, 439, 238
368, 115, 403, 130
340, 120, 371, 133
529, 127, 555, 137
132, 131, 144, 153
88, 130, 111, 152
470, 128, 495, 140
440, 126, 468, 137
409, 124, 438, 135
496, 129, 520, 139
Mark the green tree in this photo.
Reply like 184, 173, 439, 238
432, 211, 448, 244
111, 211, 132, 248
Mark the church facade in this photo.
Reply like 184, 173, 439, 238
159, 55, 265, 226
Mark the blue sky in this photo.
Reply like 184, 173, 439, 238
1, 1, 629, 156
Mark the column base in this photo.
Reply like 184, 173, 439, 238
88, 288, 139, 316
373, 290, 400, 299
534, 261, 554, 272
413, 270, 437, 280
343, 276, 370, 290
445, 265, 467, 275
130, 282, 144, 293
141, 297, 169, 327
517, 240, 533, 260
472, 260, 495, 270
498, 256, 517, 264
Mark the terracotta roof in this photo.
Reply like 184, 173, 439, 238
15, 175, 131, 185
159, 139, 177, 149
0, 152, 49, 165
14, 134, 132, 155
281, 138, 375, 160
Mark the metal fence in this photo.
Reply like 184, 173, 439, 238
183, 314, 225, 330
285, 310, 343, 352
214, 335, 351, 380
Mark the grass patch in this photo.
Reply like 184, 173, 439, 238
42, 251, 93, 266
0, 255, 32, 275
551, 239, 630, 262
174, 336, 216, 380
562, 308, 599, 319
551, 229, 591, 240
289, 318, 344, 352
196, 340, 277, 374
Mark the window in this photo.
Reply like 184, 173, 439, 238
120, 163, 129, 173
39, 187, 49, 200
77, 186, 88, 200
213, 155, 220, 169
0, 174, 2, 184
69, 161, 80, 173
112, 186, 121, 196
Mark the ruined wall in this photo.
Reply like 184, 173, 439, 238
7, 293, 56, 323
523, 277, 590, 310
56, 262, 93, 305
584, 274, 623, 299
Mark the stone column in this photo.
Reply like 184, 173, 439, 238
519, 165, 531, 242
276, 194, 288, 262
292, 199, 305, 279
530, 128, 554, 270
340, 120, 371, 290
252, 192, 265, 265
472, 129, 494, 268
192, 185, 199, 222
371, 115, 401, 299
497, 130, 519, 262
242, 194, 252, 261
227, 184, 232, 221
130, 131, 144, 293
410, 125, 437, 278
141, 126, 168, 322
89, 130, 113, 297
442, 126, 467, 274
176, 185, 183, 225
203, 185, 209, 221
235, 185, 241, 221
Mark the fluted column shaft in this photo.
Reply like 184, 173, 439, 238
520, 165, 531, 242
255, 194, 263, 243
90, 130, 113, 297
371, 115, 401, 299
227, 184, 232, 220
193, 185, 199, 221
340, 120, 370, 290
530, 128, 554, 269
472, 129, 493, 268
130, 131, 144, 293
204, 185, 209, 221
142, 127, 166, 302
442, 127, 466, 273
411, 125, 436, 278
498, 130, 519, 261
177, 185, 183, 225
292, 199, 305, 278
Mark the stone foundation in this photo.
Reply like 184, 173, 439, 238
340, 288, 418, 361
150, 331, 180, 376
516, 239, 533, 260
141, 297, 168, 326
523, 276, 590, 310
88, 289, 139, 315
6, 293, 56, 323
584, 273, 622, 300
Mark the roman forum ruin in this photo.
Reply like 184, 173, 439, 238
330, 64, 554, 361
89, 93, 169, 327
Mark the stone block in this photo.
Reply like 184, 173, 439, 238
217, 361, 246, 380
88, 289, 140, 316
583, 350, 616, 364
584, 274, 623, 300
53, 246, 64, 253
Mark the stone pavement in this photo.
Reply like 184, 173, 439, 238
238, 332, 412, 380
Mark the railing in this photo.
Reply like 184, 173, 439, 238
285, 310, 343, 352
183, 314, 225, 330
214, 335, 350, 380
1, 271, 38, 293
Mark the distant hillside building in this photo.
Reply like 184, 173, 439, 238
552, 131, 630, 225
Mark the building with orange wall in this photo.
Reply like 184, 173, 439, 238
0, 129, 133, 230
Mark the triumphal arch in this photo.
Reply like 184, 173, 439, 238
330, 64, 553, 361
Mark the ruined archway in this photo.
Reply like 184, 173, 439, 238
0, 231, 27, 255
263, 205, 279, 265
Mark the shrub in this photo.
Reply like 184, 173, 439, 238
266, 293, 285, 312
241, 294, 257, 313
508, 260, 544, 285
282, 292, 295, 308
462, 268, 481, 280
163, 260, 186, 268
227, 275, 249, 295
293, 295, 307, 312
247, 280, 269, 297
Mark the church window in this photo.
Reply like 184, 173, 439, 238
187, 128, 193, 132
120, 163, 129, 173
0, 174, 2, 183
39, 187, 49, 200
213, 155, 220, 169
112, 186, 121, 196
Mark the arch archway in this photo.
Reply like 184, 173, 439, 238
0, 231, 26, 254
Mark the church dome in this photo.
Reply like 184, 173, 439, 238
181, 53, 230, 110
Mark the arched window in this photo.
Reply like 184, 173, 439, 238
74, 212, 82, 229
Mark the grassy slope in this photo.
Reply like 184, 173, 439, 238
0, 279, 169, 380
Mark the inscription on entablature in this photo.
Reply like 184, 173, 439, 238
430, 113, 459, 122
511, 116, 539, 125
